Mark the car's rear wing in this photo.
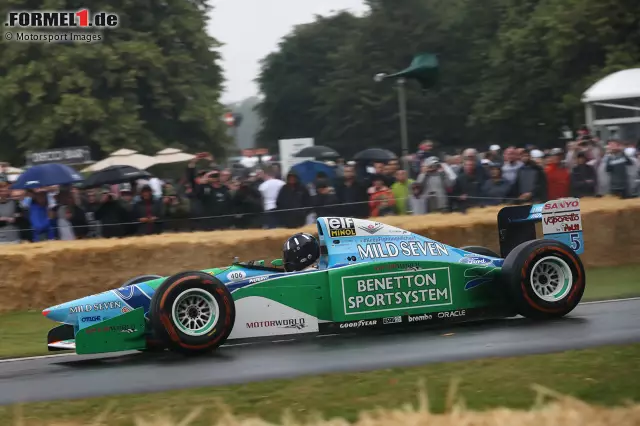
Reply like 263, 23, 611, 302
497, 198, 584, 258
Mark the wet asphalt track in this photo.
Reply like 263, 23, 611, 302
1, 298, 639, 405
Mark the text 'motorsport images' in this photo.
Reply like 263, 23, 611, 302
42, 197, 586, 356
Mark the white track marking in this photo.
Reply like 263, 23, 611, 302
581, 296, 640, 305
0, 297, 637, 364
0, 353, 77, 363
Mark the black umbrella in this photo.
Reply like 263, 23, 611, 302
81, 165, 152, 188
294, 145, 340, 160
353, 148, 398, 162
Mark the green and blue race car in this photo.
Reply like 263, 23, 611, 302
43, 197, 586, 355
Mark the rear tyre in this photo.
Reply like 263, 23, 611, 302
149, 271, 235, 355
501, 239, 585, 319
460, 246, 500, 258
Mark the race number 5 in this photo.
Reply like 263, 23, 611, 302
569, 233, 581, 252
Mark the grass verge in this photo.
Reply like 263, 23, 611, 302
8, 399, 640, 426
0, 263, 639, 359
3, 343, 640, 426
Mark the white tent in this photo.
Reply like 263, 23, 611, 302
582, 69, 640, 139
2, 166, 23, 182
3, 166, 24, 175
81, 148, 157, 172
153, 148, 195, 164
583, 68, 640, 103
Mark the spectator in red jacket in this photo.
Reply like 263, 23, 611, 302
369, 176, 395, 217
545, 148, 570, 200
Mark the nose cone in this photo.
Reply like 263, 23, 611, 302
42, 302, 72, 323
42, 291, 131, 325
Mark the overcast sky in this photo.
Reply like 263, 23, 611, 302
207, 0, 368, 104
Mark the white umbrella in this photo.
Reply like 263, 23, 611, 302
110, 148, 137, 156
82, 149, 156, 172
153, 148, 195, 164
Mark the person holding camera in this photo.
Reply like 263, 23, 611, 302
95, 187, 130, 238
0, 175, 22, 244
187, 153, 231, 230
415, 157, 452, 213
566, 135, 600, 168
604, 140, 635, 199
162, 183, 190, 232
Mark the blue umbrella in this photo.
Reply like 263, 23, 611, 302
11, 163, 83, 189
290, 160, 335, 185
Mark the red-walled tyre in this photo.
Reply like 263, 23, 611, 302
121, 274, 163, 287
501, 239, 586, 319
149, 271, 235, 355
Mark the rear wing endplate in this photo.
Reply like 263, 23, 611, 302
497, 198, 584, 258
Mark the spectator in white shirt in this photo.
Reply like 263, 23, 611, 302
258, 167, 285, 229
501, 147, 523, 184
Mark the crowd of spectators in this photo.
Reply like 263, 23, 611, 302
0, 132, 638, 244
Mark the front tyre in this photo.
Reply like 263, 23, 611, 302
122, 274, 163, 287
501, 239, 585, 320
149, 271, 235, 355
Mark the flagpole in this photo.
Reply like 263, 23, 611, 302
375, 73, 410, 174
397, 78, 410, 174
374, 53, 438, 175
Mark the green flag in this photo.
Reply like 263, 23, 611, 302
384, 53, 439, 89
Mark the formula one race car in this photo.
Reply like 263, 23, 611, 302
43, 197, 586, 356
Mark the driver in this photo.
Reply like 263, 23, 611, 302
282, 232, 320, 272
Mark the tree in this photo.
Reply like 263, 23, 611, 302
255, 11, 361, 152
256, 0, 640, 157
315, 0, 508, 156
312, 0, 434, 156
258, 0, 508, 156
0, 0, 229, 165
227, 96, 261, 151
470, 0, 640, 147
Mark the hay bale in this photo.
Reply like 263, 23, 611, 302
1, 197, 639, 312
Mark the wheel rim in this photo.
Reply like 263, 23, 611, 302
530, 256, 573, 302
171, 289, 219, 336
